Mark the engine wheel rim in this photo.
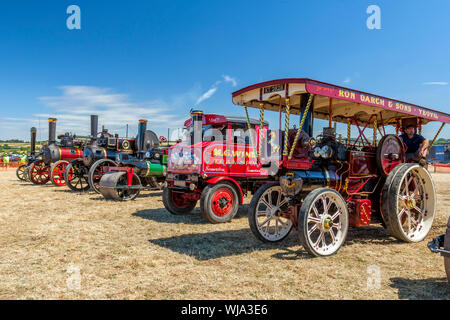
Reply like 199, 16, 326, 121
17, 165, 27, 181
395, 167, 435, 241
305, 191, 347, 256
67, 163, 89, 191
52, 162, 68, 186
255, 185, 292, 241
30, 161, 50, 184
211, 188, 235, 217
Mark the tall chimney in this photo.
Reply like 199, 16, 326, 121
191, 110, 203, 145
90, 115, 99, 139
48, 118, 57, 144
137, 119, 148, 156
30, 127, 37, 155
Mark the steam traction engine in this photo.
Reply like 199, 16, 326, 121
97, 119, 168, 201
16, 127, 39, 182
162, 111, 270, 223
231, 78, 444, 257
64, 116, 137, 192
29, 118, 85, 186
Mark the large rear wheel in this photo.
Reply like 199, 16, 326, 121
382, 164, 436, 242
248, 183, 293, 242
50, 160, 69, 186
200, 182, 240, 224
88, 159, 117, 194
298, 188, 349, 257
65, 159, 90, 192
29, 160, 50, 185
16, 164, 28, 181
162, 187, 197, 215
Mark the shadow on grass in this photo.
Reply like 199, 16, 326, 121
134, 204, 250, 225
148, 228, 307, 261
390, 277, 450, 299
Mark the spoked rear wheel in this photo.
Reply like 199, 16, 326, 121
248, 183, 293, 242
50, 160, 69, 186
298, 188, 349, 257
88, 159, 117, 194
382, 164, 436, 242
65, 159, 90, 192
29, 160, 50, 185
16, 164, 28, 181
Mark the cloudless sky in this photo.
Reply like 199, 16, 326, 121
0, 0, 450, 140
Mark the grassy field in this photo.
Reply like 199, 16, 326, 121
0, 169, 449, 299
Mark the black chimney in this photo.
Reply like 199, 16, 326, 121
137, 119, 148, 156
48, 118, 57, 144
30, 127, 37, 155
91, 115, 99, 139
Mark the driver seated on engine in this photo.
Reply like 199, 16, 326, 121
400, 124, 429, 165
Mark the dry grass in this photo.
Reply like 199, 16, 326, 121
0, 170, 449, 300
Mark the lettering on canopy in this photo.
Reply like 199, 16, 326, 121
305, 81, 450, 124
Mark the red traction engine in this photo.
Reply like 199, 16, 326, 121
29, 118, 85, 186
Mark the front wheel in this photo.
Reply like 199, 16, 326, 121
248, 183, 293, 242
200, 182, 240, 224
16, 164, 28, 181
50, 160, 69, 186
298, 188, 349, 257
162, 187, 198, 215
65, 159, 90, 192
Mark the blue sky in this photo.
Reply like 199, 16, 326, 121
1, 0, 450, 140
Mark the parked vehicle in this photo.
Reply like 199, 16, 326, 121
16, 127, 38, 182
28, 118, 87, 186
97, 119, 168, 201
231, 78, 449, 256
64, 116, 139, 193
162, 111, 271, 223
428, 217, 450, 283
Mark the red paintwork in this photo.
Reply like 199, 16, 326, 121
232, 78, 450, 124
349, 151, 377, 178
51, 161, 69, 186
105, 166, 135, 185
59, 147, 83, 161
184, 114, 228, 128
349, 199, 372, 227
205, 176, 243, 203
210, 187, 234, 217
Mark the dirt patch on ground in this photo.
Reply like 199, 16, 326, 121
0, 171, 449, 299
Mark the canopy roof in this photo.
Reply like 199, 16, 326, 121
232, 78, 450, 126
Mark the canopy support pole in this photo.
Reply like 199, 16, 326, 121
258, 103, 264, 157
373, 115, 378, 147
288, 94, 314, 160
244, 105, 254, 147
329, 98, 333, 128
283, 99, 291, 157
428, 123, 445, 151
347, 118, 351, 148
